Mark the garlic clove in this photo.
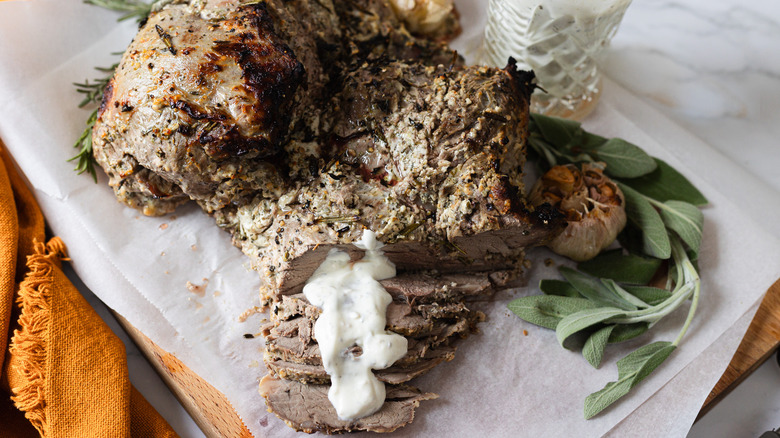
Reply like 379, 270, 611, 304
388, 0, 461, 41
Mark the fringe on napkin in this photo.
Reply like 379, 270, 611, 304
8, 238, 67, 433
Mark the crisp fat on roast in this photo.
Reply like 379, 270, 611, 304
91, 0, 566, 434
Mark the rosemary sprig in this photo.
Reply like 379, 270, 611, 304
73, 64, 117, 107
70, 63, 118, 182
69, 109, 100, 182
83, 0, 155, 22
71, 0, 161, 181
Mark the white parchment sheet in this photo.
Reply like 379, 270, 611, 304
1, 1, 778, 436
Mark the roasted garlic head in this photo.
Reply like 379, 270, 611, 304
529, 164, 627, 261
389, 0, 460, 40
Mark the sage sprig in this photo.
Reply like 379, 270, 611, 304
527, 113, 658, 179
511, 113, 707, 419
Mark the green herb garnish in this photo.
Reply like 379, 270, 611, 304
83, 0, 157, 23
511, 113, 707, 419
70, 64, 118, 182
71, 0, 161, 181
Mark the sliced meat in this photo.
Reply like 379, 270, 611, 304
263, 315, 480, 368
266, 290, 483, 338
269, 271, 504, 320
380, 271, 511, 303
259, 376, 437, 434
265, 344, 455, 385
267, 303, 433, 338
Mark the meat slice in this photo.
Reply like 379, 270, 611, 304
267, 303, 434, 338
263, 314, 480, 367
265, 345, 456, 385
259, 376, 437, 434
269, 291, 480, 329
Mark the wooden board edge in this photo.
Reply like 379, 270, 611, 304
697, 278, 780, 420
114, 312, 254, 438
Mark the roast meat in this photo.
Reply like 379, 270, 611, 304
91, 0, 564, 433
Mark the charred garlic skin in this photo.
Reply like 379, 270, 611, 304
529, 164, 627, 262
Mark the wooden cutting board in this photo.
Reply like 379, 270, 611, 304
114, 313, 253, 437
116, 279, 780, 436
697, 278, 780, 418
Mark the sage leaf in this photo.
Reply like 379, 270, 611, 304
560, 266, 637, 311
621, 285, 673, 306
540, 279, 582, 298
608, 323, 649, 343
531, 113, 581, 148
583, 325, 615, 368
556, 307, 626, 348
621, 158, 708, 206
508, 295, 598, 330
656, 200, 704, 258
602, 279, 651, 309
528, 135, 559, 168
585, 371, 634, 419
616, 223, 646, 256
593, 138, 657, 178
584, 341, 676, 419
619, 183, 671, 259
581, 132, 608, 150
577, 250, 663, 285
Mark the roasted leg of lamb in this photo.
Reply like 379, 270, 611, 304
92, 0, 563, 433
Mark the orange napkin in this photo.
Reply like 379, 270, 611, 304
0, 142, 179, 438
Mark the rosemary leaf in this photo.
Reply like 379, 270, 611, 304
71, 62, 120, 181
73, 63, 118, 108
68, 109, 99, 182
84, 0, 154, 22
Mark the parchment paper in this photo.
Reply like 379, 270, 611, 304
1, 1, 778, 436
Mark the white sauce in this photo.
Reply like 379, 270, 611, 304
303, 230, 408, 420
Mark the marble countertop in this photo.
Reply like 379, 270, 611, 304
69, 0, 780, 436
